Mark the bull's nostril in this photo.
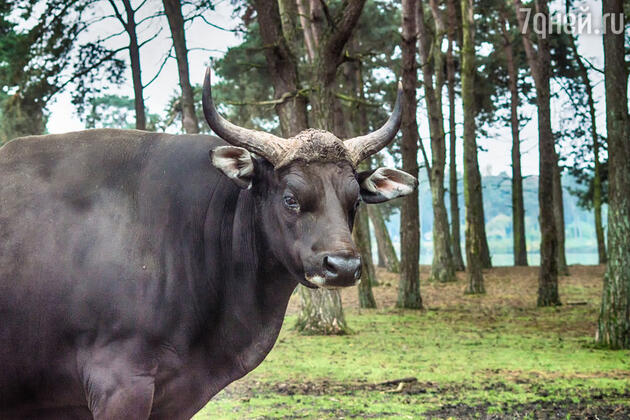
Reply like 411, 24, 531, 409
323, 256, 336, 274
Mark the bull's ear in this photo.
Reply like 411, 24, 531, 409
210, 146, 255, 189
358, 168, 418, 204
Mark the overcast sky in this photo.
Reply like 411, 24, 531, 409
45, 0, 608, 177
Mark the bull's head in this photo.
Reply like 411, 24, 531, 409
203, 68, 417, 289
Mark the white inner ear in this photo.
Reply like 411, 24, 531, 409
211, 146, 254, 188
362, 168, 416, 199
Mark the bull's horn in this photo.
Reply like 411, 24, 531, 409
344, 82, 403, 165
202, 67, 289, 166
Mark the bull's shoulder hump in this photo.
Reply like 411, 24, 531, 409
0, 129, 223, 163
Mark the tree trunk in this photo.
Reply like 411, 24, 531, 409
119, 0, 146, 130
354, 205, 377, 308
254, 0, 308, 135
567, 29, 607, 264
162, 0, 199, 134
376, 236, 387, 268
368, 205, 400, 273
597, 0, 630, 349
446, 0, 465, 272
343, 55, 379, 297
553, 153, 569, 276
417, 0, 455, 283
533, 35, 559, 307
592, 130, 607, 264
500, 10, 528, 266
461, 0, 484, 294
514, 0, 559, 307
479, 210, 492, 268
398, 0, 422, 309
295, 288, 349, 334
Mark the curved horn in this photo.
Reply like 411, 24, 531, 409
344, 82, 403, 165
202, 67, 289, 166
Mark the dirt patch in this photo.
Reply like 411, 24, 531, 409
218, 377, 630, 419
483, 368, 630, 382
424, 400, 630, 420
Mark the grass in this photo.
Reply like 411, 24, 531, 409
195, 265, 630, 419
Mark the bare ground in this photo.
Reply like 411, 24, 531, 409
215, 265, 630, 419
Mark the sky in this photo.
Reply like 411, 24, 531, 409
44, 0, 609, 178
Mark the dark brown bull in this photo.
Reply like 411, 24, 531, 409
0, 68, 417, 419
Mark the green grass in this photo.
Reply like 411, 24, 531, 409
195, 268, 630, 419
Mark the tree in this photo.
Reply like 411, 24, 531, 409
446, 0, 465, 272
0, 0, 124, 141
597, 0, 630, 349
461, 0, 484, 294
564, 5, 606, 264
368, 205, 400, 273
105, 0, 159, 130
499, 5, 528, 266
83, 94, 161, 130
253, 0, 308, 135
162, 0, 199, 133
355, 205, 378, 308
416, 0, 455, 283
342, 51, 377, 308
514, 0, 560, 306
398, 0, 423, 308
553, 151, 569, 275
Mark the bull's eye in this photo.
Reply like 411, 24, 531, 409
283, 195, 300, 212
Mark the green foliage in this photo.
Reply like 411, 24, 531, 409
85, 95, 136, 129
84, 94, 161, 131
0, 0, 125, 141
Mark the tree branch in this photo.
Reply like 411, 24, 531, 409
138, 28, 162, 49
142, 46, 173, 89
107, 0, 129, 30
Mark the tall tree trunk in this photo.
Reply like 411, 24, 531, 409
163, 0, 199, 134
597, 0, 630, 349
500, 9, 528, 266
514, 0, 560, 307
567, 28, 607, 264
354, 205, 377, 308
343, 55, 378, 305
446, 0, 465, 272
368, 205, 400, 273
254, 0, 308, 135
478, 209, 492, 268
461, 0, 484, 294
114, 0, 146, 130
397, 0, 422, 309
553, 152, 569, 276
375, 235, 387, 268
417, 0, 455, 283
294, 290, 349, 335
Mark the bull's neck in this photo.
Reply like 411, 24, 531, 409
201, 184, 296, 374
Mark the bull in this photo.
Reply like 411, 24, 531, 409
0, 68, 417, 419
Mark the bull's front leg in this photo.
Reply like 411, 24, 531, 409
78, 339, 157, 419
